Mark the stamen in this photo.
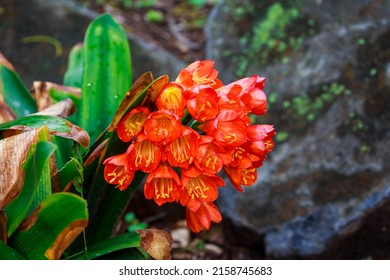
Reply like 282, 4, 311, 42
154, 179, 174, 199
107, 167, 121, 183
205, 155, 218, 170
224, 133, 238, 143
107, 166, 127, 185
233, 147, 245, 160
241, 168, 256, 185
135, 141, 155, 168
187, 177, 209, 199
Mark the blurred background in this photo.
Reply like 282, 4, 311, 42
1, 0, 390, 259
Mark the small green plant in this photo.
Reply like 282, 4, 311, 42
369, 68, 378, 77
275, 131, 289, 142
124, 212, 148, 232
188, 0, 208, 7
235, 1, 315, 77
144, 9, 164, 23
122, 0, 133, 8
277, 81, 351, 130
250, 3, 300, 54
288, 82, 351, 122
92, 0, 156, 9
356, 37, 366, 46
268, 92, 278, 104
134, 0, 156, 8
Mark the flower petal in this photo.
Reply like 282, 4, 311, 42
143, 110, 182, 145
156, 82, 186, 117
116, 107, 150, 142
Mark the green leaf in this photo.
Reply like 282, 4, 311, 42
0, 65, 37, 117
4, 137, 55, 236
63, 43, 84, 88
52, 136, 74, 170
81, 72, 158, 170
95, 248, 148, 260
85, 171, 145, 245
69, 232, 141, 260
0, 115, 90, 148
108, 73, 168, 133
0, 115, 70, 133
83, 73, 167, 170
0, 211, 7, 244
27, 141, 56, 216
57, 157, 80, 190
80, 13, 132, 143
4, 138, 56, 237
83, 75, 168, 245
49, 85, 81, 109
0, 128, 45, 209
0, 240, 25, 260
9, 193, 88, 260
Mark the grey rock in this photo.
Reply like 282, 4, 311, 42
208, 0, 390, 258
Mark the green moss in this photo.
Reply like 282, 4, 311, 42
287, 82, 351, 122
359, 144, 371, 154
188, 0, 207, 7
356, 38, 366, 46
235, 1, 313, 77
144, 9, 164, 23
275, 131, 289, 142
250, 3, 300, 53
268, 92, 278, 104
369, 68, 378, 77
134, 0, 156, 8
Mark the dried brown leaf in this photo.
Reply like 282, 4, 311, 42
18, 206, 40, 232
0, 99, 18, 138
0, 101, 16, 124
3, 119, 90, 149
31, 81, 52, 111
54, 122, 90, 149
45, 219, 88, 260
31, 81, 81, 112
137, 229, 173, 260
0, 128, 44, 208
83, 139, 108, 167
31, 98, 76, 119
142, 75, 169, 107
0, 210, 7, 244
108, 72, 154, 132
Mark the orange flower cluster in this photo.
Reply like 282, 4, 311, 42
103, 60, 275, 233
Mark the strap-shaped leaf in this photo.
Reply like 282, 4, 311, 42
84, 75, 168, 245
68, 232, 140, 260
0, 64, 37, 117
0, 211, 6, 244
0, 127, 49, 209
0, 115, 90, 148
63, 43, 84, 89
27, 138, 56, 219
79, 13, 132, 143
0, 101, 16, 125
9, 193, 88, 260
55, 157, 80, 190
4, 135, 56, 236
110, 73, 169, 132
0, 240, 25, 260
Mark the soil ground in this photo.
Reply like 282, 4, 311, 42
78, 0, 213, 63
